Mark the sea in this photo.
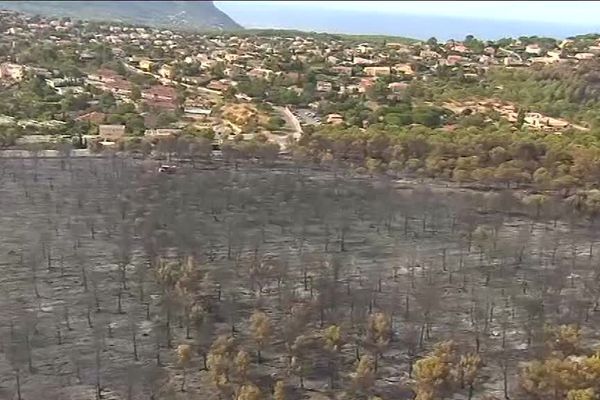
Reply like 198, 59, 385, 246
216, 3, 600, 41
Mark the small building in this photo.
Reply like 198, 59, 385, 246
451, 44, 469, 54
0, 63, 25, 81
144, 128, 181, 138
575, 52, 595, 60
76, 111, 106, 124
353, 56, 374, 66
98, 124, 126, 141
184, 107, 212, 120
445, 55, 466, 66
79, 51, 95, 61
184, 107, 212, 116
359, 77, 376, 93
338, 84, 360, 95
326, 113, 344, 125
207, 80, 230, 92
484, 46, 496, 56
55, 86, 84, 95
419, 50, 441, 59
388, 82, 409, 93
393, 63, 414, 76
316, 81, 333, 92
331, 66, 353, 76
503, 56, 525, 67
364, 66, 391, 77
158, 64, 175, 79
247, 68, 274, 80
181, 76, 209, 85
525, 44, 542, 55
139, 59, 154, 71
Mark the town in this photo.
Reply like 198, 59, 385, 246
0, 9, 599, 157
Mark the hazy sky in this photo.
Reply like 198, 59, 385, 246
216, 1, 600, 25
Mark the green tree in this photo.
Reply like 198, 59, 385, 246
131, 85, 141, 102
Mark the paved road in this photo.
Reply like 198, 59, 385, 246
275, 106, 302, 141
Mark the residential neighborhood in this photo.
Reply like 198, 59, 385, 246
0, 9, 599, 153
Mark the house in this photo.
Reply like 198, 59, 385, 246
105, 79, 132, 96
484, 46, 496, 56
284, 71, 302, 82
326, 113, 344, 125
356, 44, 373, 54
139, 59, 154, 71
545, 117, 570, 129
478, 55, 494, 65
547, 50, 562, 59
364, 66, 391, 77
445, 55, 466, 66
530, 56, 560, 65
144, 128, 181, 138
420, 50, 441, 59
386, 42, 409, 50
451, 44, 469, 54
327, 55, 340, 64
559, 39, 575, 49
359, 78, 376, 93
223, 65, 244, 78
181, 76, 209, 85
184, 107, 212, 120
0, 63, 25, 81
331, 66, 353, 76
158, 64, 175, 79
142, 85, 177, 102
287, 85, 303, 95
55, 86, 84, 95
338, 84, 360, 95
79, 51, 95, 61
247, 68, 274, 80
525, 44, 542, 55
575, 52, 595, 60
45, 77, 82, 88
393, 63, 414, 76
28, 67, 52, 78
75, 111, 106, 124
316, 81, 333, 92
353, 56, 374, 66
503, 56, 525, 67
142, 85, 178, 109
388, 82, 409, 93
98, 124, 126, 141
87, 69, 119, 83
207, 80, 230, 92
87, 69, 132, 96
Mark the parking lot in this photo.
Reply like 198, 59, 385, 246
293, 108, 321, 125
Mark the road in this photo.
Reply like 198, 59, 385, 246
275, 106, 302, 140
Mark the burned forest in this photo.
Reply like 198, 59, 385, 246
0, 157, 599, 400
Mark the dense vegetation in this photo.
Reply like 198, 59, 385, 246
411, 62, 600, 127
295, 122, 600, 201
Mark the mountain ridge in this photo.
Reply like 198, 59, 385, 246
0, 1, 242, 31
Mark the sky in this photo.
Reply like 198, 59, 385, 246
216, 1, 600, 25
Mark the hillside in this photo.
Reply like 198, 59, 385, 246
0, 0, 242, 30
